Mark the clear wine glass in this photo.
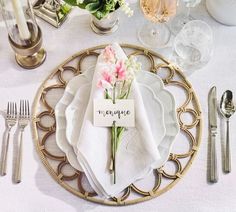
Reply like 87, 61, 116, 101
138, 0, 177, 48
170, 0, 201, 35
173, 20, 213, 75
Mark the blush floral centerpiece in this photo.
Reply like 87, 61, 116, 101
64, 0, 133, 34
97, 45, 141, 183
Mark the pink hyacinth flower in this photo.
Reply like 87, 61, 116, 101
103, 46, 116, 63
97, 80, 113, 90
97, 70, 114, 89
115, 60, 126, 80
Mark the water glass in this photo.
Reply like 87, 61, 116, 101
173, 20, 213, 74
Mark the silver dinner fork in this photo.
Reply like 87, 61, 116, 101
13, 100, 30, 183
0, 102, 17, 176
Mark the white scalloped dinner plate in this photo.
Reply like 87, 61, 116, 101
136, 71, 179, 168
66, 81, 166, 155
55, 69, 179, 171
55, 67, 94, 171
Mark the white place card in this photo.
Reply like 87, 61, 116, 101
93, 99, 135, 127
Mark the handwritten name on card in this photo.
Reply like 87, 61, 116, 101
93, 99, 135, 127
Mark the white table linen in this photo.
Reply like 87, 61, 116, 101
76, 43, 161, 197
0, 1, 236, 211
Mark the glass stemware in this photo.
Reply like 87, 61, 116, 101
170, 0, 201, 35
138, 0, 177, 48
172, 20, 213, 75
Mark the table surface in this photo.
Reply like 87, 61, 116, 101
0, 1, 236, 212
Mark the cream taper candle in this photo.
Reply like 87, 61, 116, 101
11, 0, 31, 40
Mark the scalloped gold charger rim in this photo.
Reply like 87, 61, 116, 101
31, 43, 203, 206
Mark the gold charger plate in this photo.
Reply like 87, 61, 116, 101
32, 44, 202, 206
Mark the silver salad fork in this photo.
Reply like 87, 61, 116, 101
0, 102, 17, 176
13, 100, 30, 183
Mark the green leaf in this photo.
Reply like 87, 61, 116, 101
67, 0, 119, 20
105, 90, 112, 99
93, 9, 110, 20
64, 0, 99, 7
63, 0, 78, 6
83, 0, 99, 3
60, 4, 72, 14
118, 92, 127, 99
116, 127, 125, 150
92, 11, 103, 19
78, 3, 87, 9
85, 2, 102, 13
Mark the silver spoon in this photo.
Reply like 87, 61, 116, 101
220, 90, 235, 173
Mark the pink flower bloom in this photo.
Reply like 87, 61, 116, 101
97, 80, 113, 90
102, 71, 113, 83
103, 46, 116, 63
115, 60, 126, 80
97, 70, 114, 89
97, 79, 103, 88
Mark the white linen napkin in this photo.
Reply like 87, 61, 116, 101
76, 43, 161, 197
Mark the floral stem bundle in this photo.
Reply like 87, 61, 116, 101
97, 46, 141, 183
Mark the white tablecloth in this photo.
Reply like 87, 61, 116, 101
0, 1, 236, 212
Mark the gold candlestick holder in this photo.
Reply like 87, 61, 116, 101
0, 0, 47, 69
9, 26, 46, 69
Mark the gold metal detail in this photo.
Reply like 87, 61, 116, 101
31, 44, 202, 206
32, 0, 72, 28
9, 26, 46, 69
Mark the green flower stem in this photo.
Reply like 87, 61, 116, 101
113, 123, 117, 184
125, 80, 133, 98
110, 125, 115, 173
112, 83, 117, 184
106, 78, 134, 184
116, 127, 125, 149
109, 81, 132, 184
110, 121, 117, 184
113, 83, 116, 104
109, 125, 124, 184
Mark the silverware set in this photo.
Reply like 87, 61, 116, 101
208, 86, 218, 182
0, 100, 30, 183
208, 87, 235, 183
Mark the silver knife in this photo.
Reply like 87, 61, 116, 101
208, 86, 218, 183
